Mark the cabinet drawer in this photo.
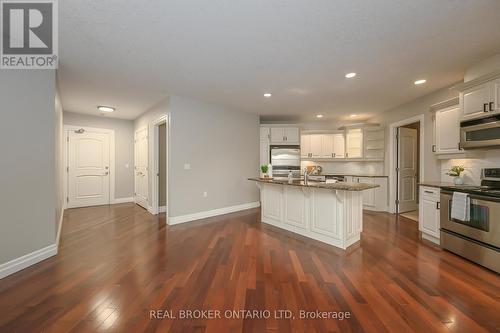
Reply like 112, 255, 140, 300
420, 186, 440, 200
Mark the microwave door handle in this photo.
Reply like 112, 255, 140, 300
462, 120, 500, 132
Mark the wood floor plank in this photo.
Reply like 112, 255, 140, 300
0, 204, 499, 332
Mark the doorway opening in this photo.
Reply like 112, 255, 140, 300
150, 115, 169, 215
388, 115, 425, 220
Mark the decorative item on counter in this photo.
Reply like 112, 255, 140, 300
447, 165, 465, 185
260, 164, 271, 179
288, 170, 293, 183
267, 163, 273, 178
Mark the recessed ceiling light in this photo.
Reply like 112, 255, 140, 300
316, 114, 324, 118
97, 105, 115, 112
345, 72, 356, 78
414, 79, 426, 85
350, 114, 358, 118
263, 93, 272, 97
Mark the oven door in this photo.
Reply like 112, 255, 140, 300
460, 117, 500, 149
440, 191, 500, 248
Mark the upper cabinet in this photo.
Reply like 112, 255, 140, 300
457, 72, 500, 120
270, 127, 300, 144
434, 104, 462, 154
301, 132, 345, 159
345, 128, 363, 159
363, 127, 385, 160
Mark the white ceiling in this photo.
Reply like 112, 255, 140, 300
58, 0, 500, 121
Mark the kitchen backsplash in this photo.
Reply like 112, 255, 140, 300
301, 160, 384, 175
441, 150, 500, 185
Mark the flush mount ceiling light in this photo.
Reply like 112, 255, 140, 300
414, 79, 427, 85
345, 72, 356, 78
97, 106, 115, 112
350, 114, 358, 118
316, 114, 324, 118
263, 93, 272, 97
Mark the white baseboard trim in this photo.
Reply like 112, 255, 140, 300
159, 206, 167, 213
168, 201, 260, 225
113, 197, 134, 204
0, 244, 57, 280
56, 207, 65, 247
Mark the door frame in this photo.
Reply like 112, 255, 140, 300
150, 114, 170, 215
388, 114, 424, 214
63, 125, 116, 209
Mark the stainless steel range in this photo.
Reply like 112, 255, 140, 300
440, 168, 500, 273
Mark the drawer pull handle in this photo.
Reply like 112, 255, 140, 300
424, 190, 434, 194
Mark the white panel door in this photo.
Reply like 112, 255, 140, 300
68, 130, 110, 208
135, 128, 149, 209
435, 106, 461, 154
397, 127, 418, 213
332, 133, 345, 158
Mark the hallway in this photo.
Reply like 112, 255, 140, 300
0, 205, 499, 332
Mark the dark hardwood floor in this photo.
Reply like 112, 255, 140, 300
0, 204, 499, 333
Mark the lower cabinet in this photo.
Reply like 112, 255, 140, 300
351, 177, 388, 212
418, 186, 440, 244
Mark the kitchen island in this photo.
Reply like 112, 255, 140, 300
249, 178, 379, 249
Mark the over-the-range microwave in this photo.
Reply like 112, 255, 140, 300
460, 114, 500, 149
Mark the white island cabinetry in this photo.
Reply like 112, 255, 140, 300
253, 180, 377, 250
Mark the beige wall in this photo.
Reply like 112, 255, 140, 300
168, 95, 260, 217
63, 111, 135, 199
368, 85, 459, 182
464, 53, 500, 82
0, 71, 57, 264
55, 89, 64, 238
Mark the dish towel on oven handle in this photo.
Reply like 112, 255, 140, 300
451, 192, 470, 222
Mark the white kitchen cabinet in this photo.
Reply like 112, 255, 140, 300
310, 134, 323, 158
260, 127, 270, 140
461, 82, 491, 119
346, 128, 363, 159
301, 135, 311, 158
434, 105, 462, 154
332, 133, 345, 158
270, 127, 300, 144
351, 177, 388, 212
418, 186, 440, 244
321, 134, 335, 158
363, 127, 384, 160
492, 77, 500, 113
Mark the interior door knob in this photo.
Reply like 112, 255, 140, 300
103, 171, 109, 176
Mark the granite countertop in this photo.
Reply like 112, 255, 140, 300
418, 181, 455, 188
322, 173, 388, 178
248, 178, 379, 191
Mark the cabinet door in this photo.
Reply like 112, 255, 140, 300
491, 78, 500, 114
310, 135, 323, 158
301, 135, 311, 158
270, 128, 285, 143
435, 106, 461, 154
373, 178, 388, 210
321, 134, 335, 158
346, 128, 363, 158
260, 127, 270, 140
284, 127, 300, 144
461, 83, 491, 119
260, 140, 270, 166
332, 133, 345, 158
358, 177, 375, 208
420, 197, 439, 237
364, 128, 384, 160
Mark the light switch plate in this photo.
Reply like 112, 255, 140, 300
184, 163, 191, 170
